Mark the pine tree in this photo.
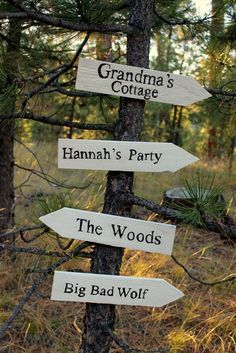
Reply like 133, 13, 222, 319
0, 1, 235, 352
0, 4, 22, 233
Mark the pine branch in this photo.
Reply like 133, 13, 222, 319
0, 1, 135, 34
0, 112, 114, 132
154, 8, 211, 26
21, 32, 90, 109
53, 81, 101, 97
206, 87, 236, 98
130, 195, 236, 238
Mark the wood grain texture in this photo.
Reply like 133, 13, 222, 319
82, 2, 155, 352
40, 207, 176, 255
51, 271, 184, 307
76, 59, 211, 106
58, 138, 199, 172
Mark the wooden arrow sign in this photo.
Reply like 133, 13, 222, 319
75, 59, 211, 106
58, 139, 199, 173
40, 207, 176, 255
51, 271, 184, 307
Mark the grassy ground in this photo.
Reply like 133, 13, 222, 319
0, 141, 235, 353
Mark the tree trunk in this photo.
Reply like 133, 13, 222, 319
96, 33, 112, 61
207, 126, 217, 159
81, 1, 153, 352
67, 97, 76, 139
228, 135, 235, 172
174, 106, 183, 146
0, 19, 22, 235
207, 0, 225, 158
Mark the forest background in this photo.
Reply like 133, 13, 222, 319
0, 0, 235, 353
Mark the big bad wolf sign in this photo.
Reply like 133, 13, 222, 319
76, 59, 211, 106
51, 272, 184, 307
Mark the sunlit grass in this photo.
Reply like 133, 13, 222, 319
0, 141, 235, 352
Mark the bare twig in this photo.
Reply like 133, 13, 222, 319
14, 137, 47, 177
14, 170, 33, 189
129, 194, 181, 219
14, 163, 93, 190
0, 241, 91, 340
171, 255, 236, 285
105, 326, 168, 353
14, 137, 94, 196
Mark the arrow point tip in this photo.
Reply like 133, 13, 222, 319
39, 215, 48, 225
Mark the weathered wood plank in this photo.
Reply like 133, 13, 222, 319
76, 59, 211, 106
51, 271, 184, 307
40, 207, 176, 255
58, 139, 199, 172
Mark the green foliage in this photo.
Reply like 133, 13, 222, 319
0, 81, 17, 114
0, 61, 18, 115
37, 191, 80, 249
45, 0, 80, 20
38, 190, 79, 216
172, 173, 227, 227
79, 0, 128, 24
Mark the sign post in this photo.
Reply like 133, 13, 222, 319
46, 57, 211, 310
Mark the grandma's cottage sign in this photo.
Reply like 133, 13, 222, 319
75, 59, 211, 106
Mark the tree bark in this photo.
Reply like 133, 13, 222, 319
207, 0, 225, 158
67, 97, 76, 139
81, 1, 154, 352
174, 106, 183, 146
0, 19, 22, 235
228, 135, 235, 173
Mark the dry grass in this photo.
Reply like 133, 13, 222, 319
0, 141, 235, 352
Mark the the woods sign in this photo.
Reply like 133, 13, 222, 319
40, 207, 176, 255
